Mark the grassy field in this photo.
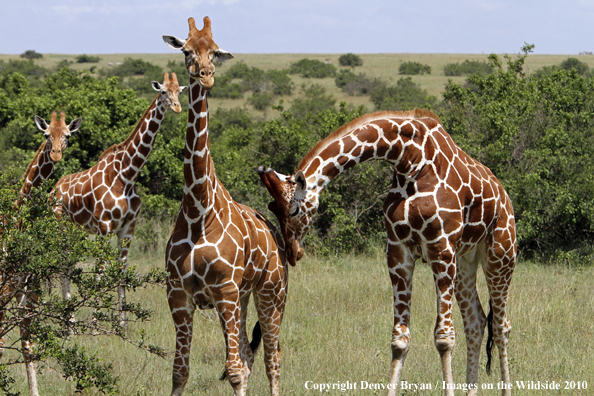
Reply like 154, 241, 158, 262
3, 52, 594, 115
4, 243, 593, 395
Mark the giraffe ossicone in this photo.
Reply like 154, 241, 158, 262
258, 108, 517, 396
163, 16, 288, 396
53, 73, 185, 324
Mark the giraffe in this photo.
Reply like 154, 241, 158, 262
0, 111, 81, 396
53, 73, 186, 324
257, 109, 517, 396
162, 17, 289, 396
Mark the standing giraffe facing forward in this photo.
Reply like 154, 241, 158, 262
163, 17, 288, 396
1, 111, 81, 396
257, 109, 517, 396
53, 73, 185, 324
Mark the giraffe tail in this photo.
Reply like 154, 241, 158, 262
485, 298, 494, 375
219, 321, 262, 381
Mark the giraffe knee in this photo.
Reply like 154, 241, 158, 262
434, 332, 455, 354
391, 335, 410, 360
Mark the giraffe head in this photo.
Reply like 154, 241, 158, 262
257, 167, 314, 266
151, 72, 187, 113
33, 111, 82, 162
163, 16, 234, 90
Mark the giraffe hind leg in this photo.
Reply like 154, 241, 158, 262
454, 249, 487, 396
220, 321, 261, 381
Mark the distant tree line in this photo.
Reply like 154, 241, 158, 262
2, 49, 594, 259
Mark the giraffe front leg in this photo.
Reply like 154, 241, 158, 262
428, 245, 457, 396
386, 243, 415, 396
168, 286, 196, 396
455, 253, 486, 396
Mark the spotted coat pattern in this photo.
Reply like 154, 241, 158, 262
53, 74, 184, 318
163, 17, 288, 396
258, 109, 517, 396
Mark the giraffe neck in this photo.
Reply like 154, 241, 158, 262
181, 76, 217, 218
116, 95, 167, 183
19, 141, 55, 201
300, 116, 433, 202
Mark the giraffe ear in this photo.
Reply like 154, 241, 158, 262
214, 49, 234, 62
163, 35, 186, 50
34, 115, 49, 134
180, 85, 188, 93
151, 81, 163, 92
67, 118, 82, 135
295, 170, 306, 191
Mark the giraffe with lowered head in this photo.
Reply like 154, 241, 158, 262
162, 17, 289, 396
257, 109, 517, 396
0, 111, 81, 396
53, 73, 186, 324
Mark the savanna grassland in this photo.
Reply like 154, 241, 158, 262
3, 52, 594, 111
3, 245, 594, 395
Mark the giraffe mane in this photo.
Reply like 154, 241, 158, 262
21, 141, 47, 182
298, 108, 442, 171
97, 96, 159, 161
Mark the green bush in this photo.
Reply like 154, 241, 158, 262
289, 58, 336, 78
75, 54, 101, 63
101, 58, 162, 79
370, 77, 436, 110
338, 53, 363, 67
444, 59, 494, 76
442, 47, 594, 253
335, 70, 385, 96
399, 61, 431, 75
0, 172, 166, 393
20, 50, 43, 59
560, 57, 590, 75
248, 92, 274, 110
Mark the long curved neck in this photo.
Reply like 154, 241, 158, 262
181, 75, 217, 217
118, 95, 166, 183
300, 116, 429, 198
19, 141, 54, 202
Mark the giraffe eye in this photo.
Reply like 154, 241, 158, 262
289, 206, 299, 217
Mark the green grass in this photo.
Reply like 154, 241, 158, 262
4, 244, 593, 395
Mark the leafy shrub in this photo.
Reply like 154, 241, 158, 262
444, 59, 494, 77
370, 77, 436, 110
335, 70, 385, 96
399, 61, 431, 75
560, 57, 589, 75
442, 47, 594, 253
248, 92, 274, 110
101, 57, 162, 79
20, 50, 43, 59
338, 53, 363, 67
209, 74, 244, 99
290, 84, 336, 119
0, 172, 166, 393
289, 58, 336, 78
75, 54, 101, 63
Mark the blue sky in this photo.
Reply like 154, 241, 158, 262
1, 0, 592, 55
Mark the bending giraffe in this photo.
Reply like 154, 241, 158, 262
53, 73, 186, 324
257, 109, 517, 396
163, 17, 288, 396
0, 112, 81, 396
